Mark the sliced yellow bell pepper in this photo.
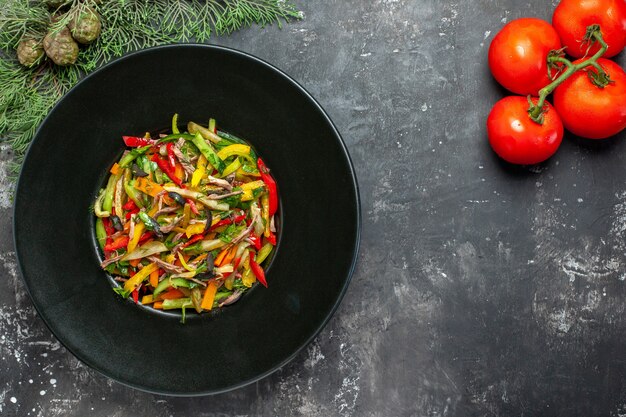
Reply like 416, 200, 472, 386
124, 262, 158, 292
191, 155, 207, 187
261, 194, 271, 238
237, 167, 261, 177
240, 180, 265, 191
127, 204, 159, 252
224, 275, 234, 290
216, 144, 251, 160
242, 267, 256, 287
141, 294, 155, 304
241, 257, 256, 287
240, 180, 266, 201
181, 203, 191, 228
127, 222, 144, 253
177, 253, 195, 272
185, 223, 205, 238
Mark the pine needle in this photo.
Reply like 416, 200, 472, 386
0, 0, 301, 179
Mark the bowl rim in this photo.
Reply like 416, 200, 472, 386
13, 43, 362, 396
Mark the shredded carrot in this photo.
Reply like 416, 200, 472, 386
153, 301, 163, 309
110, 163, 121, 175
129, 258, 141, 268
192, 253, 208, 264
160, 288, 184, 300
214, 246, 230, 266
162, 195, 175, 206
149, 269, 159, 288
123, 221, 131, 232
201, 281, 218, 310
221, 245, 238, 267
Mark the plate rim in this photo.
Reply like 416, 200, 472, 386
13, 43, 362, 396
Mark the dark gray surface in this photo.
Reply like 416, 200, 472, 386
2, 0, 626, 416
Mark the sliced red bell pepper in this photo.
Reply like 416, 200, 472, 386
187, 199, 200, 215
166, 143, 177, 170
151, 154, 183, 187
122, 199, 138, 211
267, 231, 277, 246
104, 236, 130, 251
180, 233, 204, 249
103, 218, 114, 245
138, 231, 154, 245
210, 212, 247, 231
249, 251, 268, 288
132, 289, 139, 303
257, 158, 278, 217
125, 207, 140, 220
123, 136, 154, 147
249, 233, 262, 250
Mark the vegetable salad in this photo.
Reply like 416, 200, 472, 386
94, 115, 278, 322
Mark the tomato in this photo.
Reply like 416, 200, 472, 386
487, 96, 564, 165
552, 0, 626, 58
553, 58, 626, 139
488, 18, 561, 96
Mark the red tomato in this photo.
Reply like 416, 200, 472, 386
488, 18, 562, 96
553, 0, 626, 58
553, 58, 626, 139
487, 96, 564, 165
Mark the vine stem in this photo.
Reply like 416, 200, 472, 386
528, 25, 609, 124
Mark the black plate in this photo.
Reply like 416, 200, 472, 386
13, 45, 360, 395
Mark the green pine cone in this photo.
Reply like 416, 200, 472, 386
68, 7, 101, 44
16, 38, 45, 67
43, 26, 79, 66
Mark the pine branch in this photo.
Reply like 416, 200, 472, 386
0, 0, 301, 178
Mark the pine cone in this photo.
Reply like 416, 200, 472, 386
16, 38, 44, 67
43, 26, 79, 66
68, 7, 101, 45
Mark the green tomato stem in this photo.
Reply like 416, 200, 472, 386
528, 27, 609, 124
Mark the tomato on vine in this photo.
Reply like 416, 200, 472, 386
487, 96, 564, 165
488, 18, 562, 96
553, 58, 626, 139
552, 0, 626, 58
